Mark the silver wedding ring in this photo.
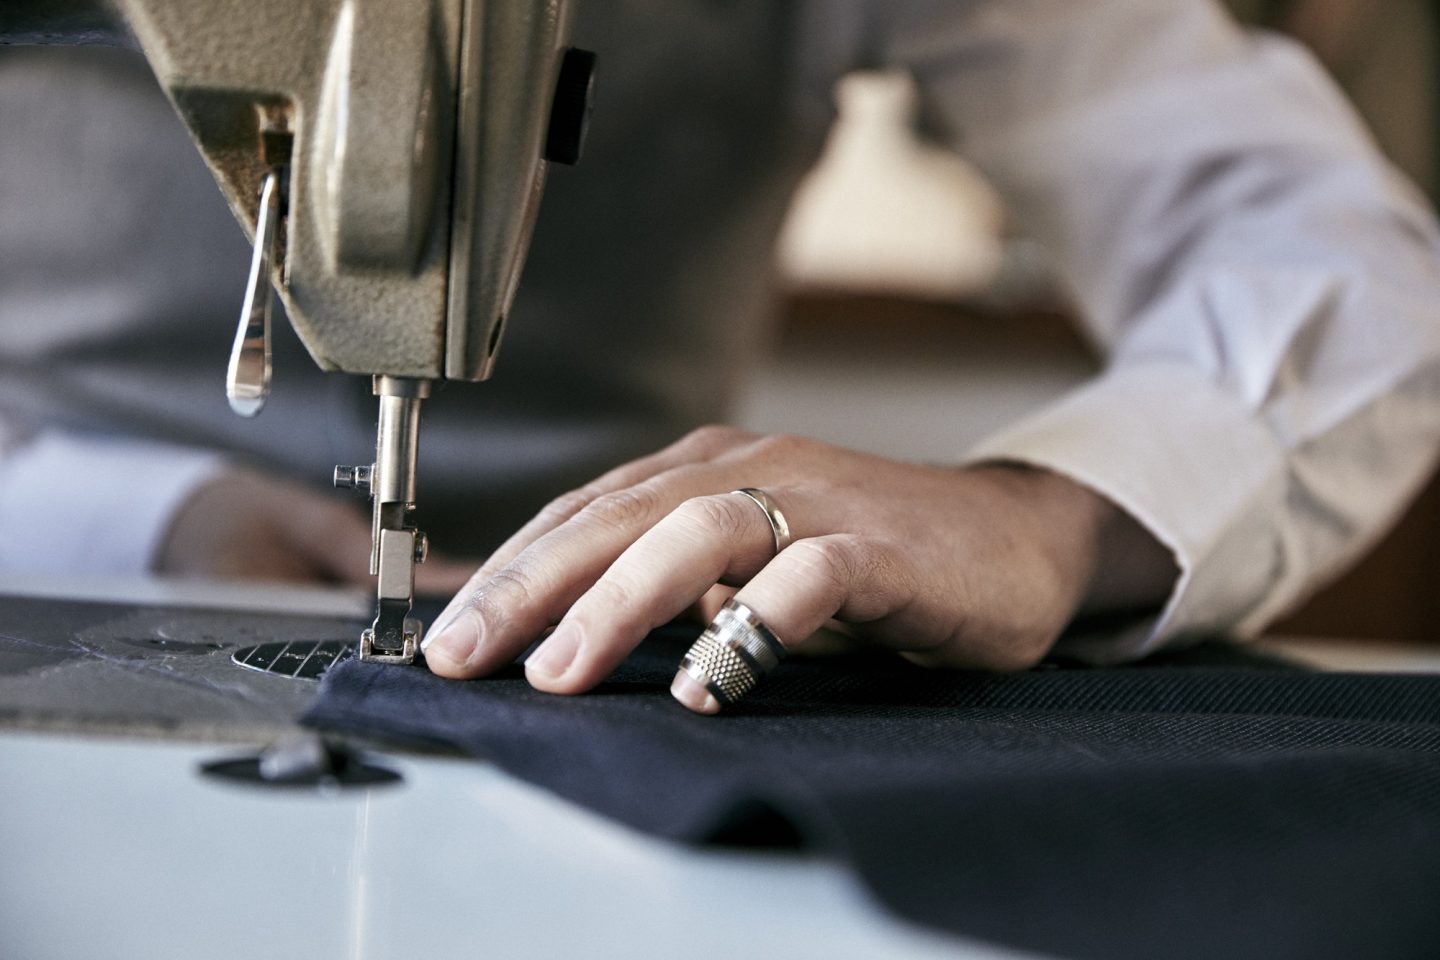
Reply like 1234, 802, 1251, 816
731, 487, 792, 556
680, 597, 787, 708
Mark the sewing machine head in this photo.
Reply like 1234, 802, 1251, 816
3, 0, 595, 662
97, 0, 592, 385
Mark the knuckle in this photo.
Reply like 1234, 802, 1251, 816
673, 494, 752, 542
485, 565, 535, 604
680, 423, 746, 451
459, 589, 510, 637
455, 551, 557, 642
537, 487, 599, 525
750, 432, 810, 460
578, 485, 663, 532
582, 577, 641, 624
474, 554, 546, 616
788, 535, 868, 595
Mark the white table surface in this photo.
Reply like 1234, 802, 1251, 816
0, 729, 1029, 960
0, 579, 1034, 960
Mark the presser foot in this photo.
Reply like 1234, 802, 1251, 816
359, 618, 422, 665
337, 375, 432, 667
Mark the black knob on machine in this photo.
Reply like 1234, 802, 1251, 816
545, 47, 597, 165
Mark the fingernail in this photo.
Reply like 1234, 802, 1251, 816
670, 669, 720, 715
422, 611, 478, 667
420, 609, 457, 653
525, 625, 580, 681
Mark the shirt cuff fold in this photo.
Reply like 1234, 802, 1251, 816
0, 432, 226, 577
965, 362, 1288, 662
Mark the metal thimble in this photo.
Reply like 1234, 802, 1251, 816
679, 597, 786, 707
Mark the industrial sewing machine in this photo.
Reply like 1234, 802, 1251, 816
2, 0, 595, 664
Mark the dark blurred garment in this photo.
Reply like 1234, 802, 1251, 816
306, 636, 1440, 960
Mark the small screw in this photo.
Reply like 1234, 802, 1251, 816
413, 531, 429, 564
334, 464, 373, 494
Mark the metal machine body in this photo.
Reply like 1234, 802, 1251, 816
3, 0, 595, 661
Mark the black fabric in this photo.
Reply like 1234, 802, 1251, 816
304, 632, 1440, 960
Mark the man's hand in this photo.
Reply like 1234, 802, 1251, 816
155, 468, 475, 594
423, 426, 1178, 712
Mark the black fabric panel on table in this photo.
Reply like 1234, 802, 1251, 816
304, 632, 1440, 960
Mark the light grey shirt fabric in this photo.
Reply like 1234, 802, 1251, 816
2, 1, 1439, 658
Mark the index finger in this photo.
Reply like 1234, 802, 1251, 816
430, 426, 753, 633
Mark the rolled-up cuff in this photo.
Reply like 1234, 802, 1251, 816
0, 432, 226, 577
964, 362, 1287, 662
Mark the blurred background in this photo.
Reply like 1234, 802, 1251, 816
738, 0, 1440, 643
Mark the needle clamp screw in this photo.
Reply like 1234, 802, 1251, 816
333, 464, 373, 494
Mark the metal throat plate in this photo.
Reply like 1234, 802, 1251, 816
232, 639, 353, 681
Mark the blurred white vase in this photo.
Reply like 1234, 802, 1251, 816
776, 70, 1004, 301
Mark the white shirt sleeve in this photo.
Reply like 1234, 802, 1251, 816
882, 0, 1440, 658
0, 431, 225, 576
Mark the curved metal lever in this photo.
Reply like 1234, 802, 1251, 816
227, 170, 282, 417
